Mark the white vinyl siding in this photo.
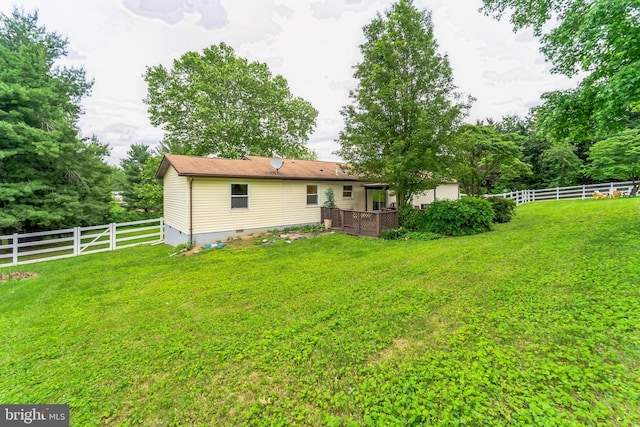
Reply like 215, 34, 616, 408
162, 166, 189, 233
188, 179, 366, 235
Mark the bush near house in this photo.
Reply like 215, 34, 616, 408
424, 197, 494, 236
487, 196, 517, 223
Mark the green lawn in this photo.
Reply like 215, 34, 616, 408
1, 199, 639, 426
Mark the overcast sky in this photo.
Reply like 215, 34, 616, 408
1, 0, 576, 165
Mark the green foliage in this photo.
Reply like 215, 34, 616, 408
1, 199, 639, 425
144, 42, 318, 159
380, 227, 442, 241
132, 155, 163, 212
120, 143, 152, 207
450, 124, 531, 196
323, 187, 336, 208
586, 129, 640, 195
423, 197, 494, 236
481, 0, 640, 141
539, 141, 584, 187
336, 0, 472, 209
0, 9, 111, 233
487, 196, 517, 223
398, 204, 427, 231
106, 202, 159, 224
276, 224, 325, 234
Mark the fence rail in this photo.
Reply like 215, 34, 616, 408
494, 181, 637, 205
321, 207, 398, 237
0, 218, 163, 267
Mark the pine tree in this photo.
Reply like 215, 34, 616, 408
0, 9, 111, 233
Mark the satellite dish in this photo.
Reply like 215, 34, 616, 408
270, 158, 284, 174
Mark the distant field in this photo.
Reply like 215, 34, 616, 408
1, 198, 639, 426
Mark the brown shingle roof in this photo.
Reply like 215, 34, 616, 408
155, 154, 360, 181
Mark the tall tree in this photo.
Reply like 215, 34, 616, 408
449, 124, 530, 196
336, 0, 471, 208
120, 143, 152, 207
586, 129, 640, 195
144, 43, 318, 159
539, 142, 583, 187
0, 9, 111, 233
481, 0, 640, 141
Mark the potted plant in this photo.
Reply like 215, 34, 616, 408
323, 188, 336, 229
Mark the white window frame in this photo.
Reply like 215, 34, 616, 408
230, 183, 249, 209
306, 184, 319, 206
342, 184, 353, 199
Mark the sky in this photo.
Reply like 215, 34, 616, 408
0, 0, 576, 165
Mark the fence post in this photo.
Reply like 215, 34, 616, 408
159, 218, 164, 243
74, 227, 80, 256
532, 189, 536, 202
12, 233, 18, 266
110, 223, 116, 250
582, 185, 586, 199
556, 187, 560, 200
609, 182, 614, 194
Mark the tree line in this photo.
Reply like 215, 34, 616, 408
1, 0, 638, 234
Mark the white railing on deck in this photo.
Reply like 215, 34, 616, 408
493, 181, 636, 205
0, 218, 163, 267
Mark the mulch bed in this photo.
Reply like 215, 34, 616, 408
0, 272, 39, 282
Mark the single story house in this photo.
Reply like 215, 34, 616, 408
155, 154, 459, 245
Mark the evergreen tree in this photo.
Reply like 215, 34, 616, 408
120, 143, 152, 208
0, 9, 111, 233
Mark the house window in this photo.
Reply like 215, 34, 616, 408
231, 184, 248, 209
306, 184, 318, 206
343, 185, 353, 199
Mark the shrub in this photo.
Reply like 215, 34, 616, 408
107, 202, 160, 223
399, 205, 427, 231
381, 227, 443, 241
423, 197, 494, 236
487, 196, 517, 223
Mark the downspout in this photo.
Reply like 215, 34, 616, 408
189, 177, 194, 246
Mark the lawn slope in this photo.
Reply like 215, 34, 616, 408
1, 198, 639, 426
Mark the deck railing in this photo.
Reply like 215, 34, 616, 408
321, 207, 398, 237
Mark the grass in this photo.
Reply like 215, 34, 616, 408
1, 198, 639, 426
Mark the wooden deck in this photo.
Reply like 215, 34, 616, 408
321, 207, 398, 237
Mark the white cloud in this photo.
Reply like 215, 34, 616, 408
122, 0, 228, 29
1, 0, 579, 165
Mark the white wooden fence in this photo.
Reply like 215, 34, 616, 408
0, 218, 163, 267
495, 181, 637, 205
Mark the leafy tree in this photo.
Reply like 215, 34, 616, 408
0, 9, 111, 234
144, 43, 318, 159
120, 143, 152, 207
336, 0, 471, 208
539, 142, 583, 187
586, 129, 640, 195
480, 0, 640, 141
449, 124, 530, 196
493, 114, 551, 189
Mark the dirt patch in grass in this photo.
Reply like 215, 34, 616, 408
183, 227, 334, 255
0, 271, 39, 282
